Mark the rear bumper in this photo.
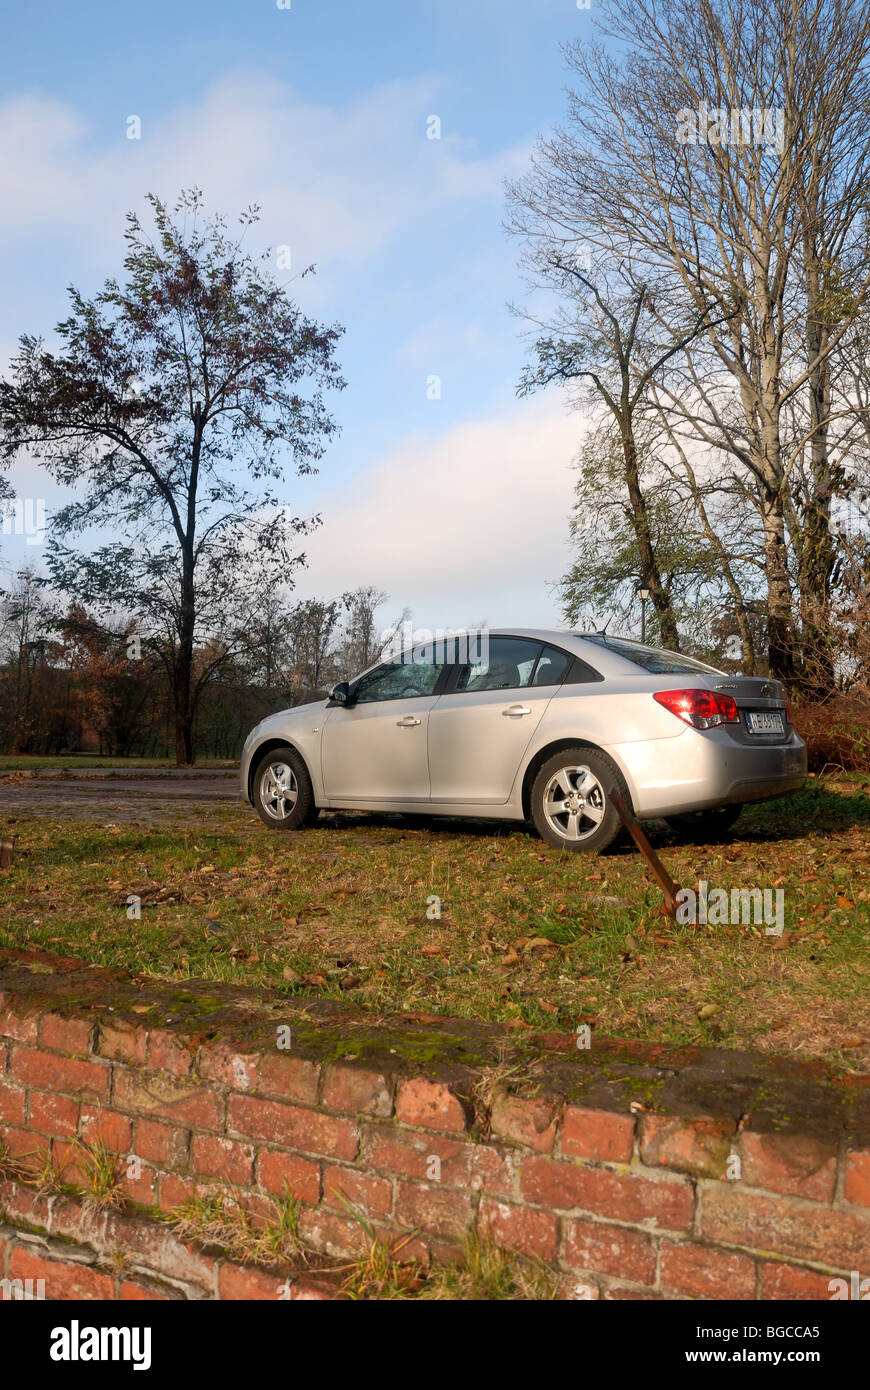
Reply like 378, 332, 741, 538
613, 728, 808, 819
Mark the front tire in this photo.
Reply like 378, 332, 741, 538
252, 746, 319, 831
530, 747, 628, 853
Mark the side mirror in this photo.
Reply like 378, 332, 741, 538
329, 681, 351, 705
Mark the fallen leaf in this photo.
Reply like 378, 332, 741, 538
697, 1003, 720, 1020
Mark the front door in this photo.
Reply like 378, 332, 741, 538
321, 654, 446, 802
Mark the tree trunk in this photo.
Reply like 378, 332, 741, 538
621, 431, 680, 650
761, 491, 796, 683
797, 237, 836, 700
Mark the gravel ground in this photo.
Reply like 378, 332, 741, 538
0, 773, 243, 822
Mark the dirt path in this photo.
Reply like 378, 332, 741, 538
0, 774, 243, 823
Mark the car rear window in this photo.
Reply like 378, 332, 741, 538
580, 635, 723, 675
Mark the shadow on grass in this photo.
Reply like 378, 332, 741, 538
321, 781, 870, 853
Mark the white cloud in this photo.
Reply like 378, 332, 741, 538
298, 396, 586, 627
0, 70, 530, 298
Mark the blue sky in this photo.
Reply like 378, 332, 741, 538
0, 0, 594, 633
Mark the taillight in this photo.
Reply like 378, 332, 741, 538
786, 696, 793, 723
653, 688, 741, 729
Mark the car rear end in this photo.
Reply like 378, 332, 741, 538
573, 639, 807, 820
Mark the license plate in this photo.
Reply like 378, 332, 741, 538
747, 710, 785, 735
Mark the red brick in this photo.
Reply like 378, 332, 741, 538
197, 1042, 260, 1092
297, 1206, 374, 1258
0, 1124, 35, 1164
44, 1192, 116, 1249
113, 1068, 223, 1130
255, 1053, 321, 1105
0, 1007, 38, 1044
323, 1163, 393, 1218
39, 1012, 94, 1054
0, 1083, 26, 1126
478, 1196, 559, 1261
661, 1241, 756, 1299
395, 1077, 469, 1133
760, 1261, 844, 1300
738, 1131, 837, 1202
228, 1094, 358, 1161
699, 1184, 870, 1268
80, 1108, 133, 1154
146, 1029, 194, 1076
520, 1155, 693, 1230
157, 1172, 198, 1211
395, 1180, 475, 1237
640, 1114, 735, 1178
564, 1217, 656, 1284
9, 1246, 114, 1300
256, 1149, 320, 1204
29, 1091, 80, 1138
118, 1161, 158, 1206
561, 1105, 635, 1163
322, 1064, 393, 1117
11, 1047, 109, 1101
0, 1180, 54, 1230
102, 1209, 217, 1290
606, 1286, 660, 1300
97, 1019, 148, 1064
288, 1279, 341, 1300
844, 1150, 870, 1207
362, 1125, 514, 1196
192, 1134, 254, 1185
490, 1092, 559, 1152
53, 1139, 98, 1188
135, 1118, 190, 1167
219, 1260, 285, 1300
120, 1279, 174, 1301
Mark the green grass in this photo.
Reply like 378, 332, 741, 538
1, 773, 869, 1067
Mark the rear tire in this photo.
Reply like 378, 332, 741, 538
665, 805, 742, 839
252, 746, 319, 831
530, 746, 629, 853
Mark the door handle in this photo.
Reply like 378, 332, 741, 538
503, 704, 532, 717
397, 715, 422, 727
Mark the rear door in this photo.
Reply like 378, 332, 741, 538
428, 637, 573, 804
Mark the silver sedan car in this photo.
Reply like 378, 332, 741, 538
240, 630, 807, 853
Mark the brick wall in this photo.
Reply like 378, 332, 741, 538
1, 948, 868, 1301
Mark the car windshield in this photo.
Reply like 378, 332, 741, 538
579, 635, 724, 675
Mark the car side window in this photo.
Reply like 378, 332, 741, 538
353, 656, 443, 704
530, 645, 573, 686
455, 637, 543, 693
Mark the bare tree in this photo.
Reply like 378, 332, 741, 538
508, 0, 870, 685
